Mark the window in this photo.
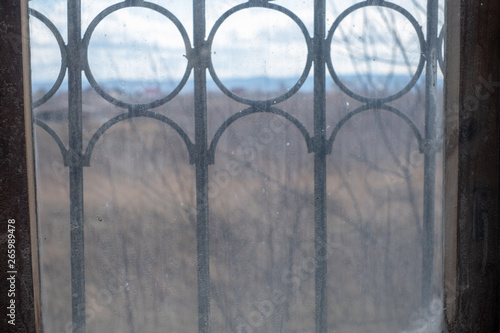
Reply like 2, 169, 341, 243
0, 1, 499, 333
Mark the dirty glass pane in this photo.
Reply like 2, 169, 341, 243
29, 0, 444, 332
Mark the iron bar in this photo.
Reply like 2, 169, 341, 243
67, 0, 85, 332
422, 0, 439, 308
193, 1, 210, 332
313, 0, 327, 332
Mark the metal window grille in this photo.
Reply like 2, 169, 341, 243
30, 0, 443, 332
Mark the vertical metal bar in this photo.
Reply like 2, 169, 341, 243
422, 0, 439, 308
67, 1, 85, 332
313, 0, 327, 332
193, 1, 210, 332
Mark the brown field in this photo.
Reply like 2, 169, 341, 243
33, 85, 443, 333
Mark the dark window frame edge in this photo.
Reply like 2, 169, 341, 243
444, 0, 500, 331
0, 0, 41, 332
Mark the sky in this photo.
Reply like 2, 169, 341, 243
28, 0, 444, 91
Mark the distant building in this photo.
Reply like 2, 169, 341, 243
145, 87, 162, 99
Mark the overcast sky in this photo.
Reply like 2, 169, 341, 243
29, 0, 443, 89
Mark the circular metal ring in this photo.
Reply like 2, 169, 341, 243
82, 2, 192, 110
29, 9, 68, 108
206, 2, 313, 105
326, 1, 426, 104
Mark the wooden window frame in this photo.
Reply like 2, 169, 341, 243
0, 0, 498, 332
0, 0, 41, 332
443, 0, 500, 331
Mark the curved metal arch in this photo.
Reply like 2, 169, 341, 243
208, 106, 313, 164
83, 110, 194, 166
326, 103, 424, 154
33, 118, 68, 162
29, 8, 68, 108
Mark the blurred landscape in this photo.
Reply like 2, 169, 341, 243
33, 79, 443, 333
28, 0, 447, 331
